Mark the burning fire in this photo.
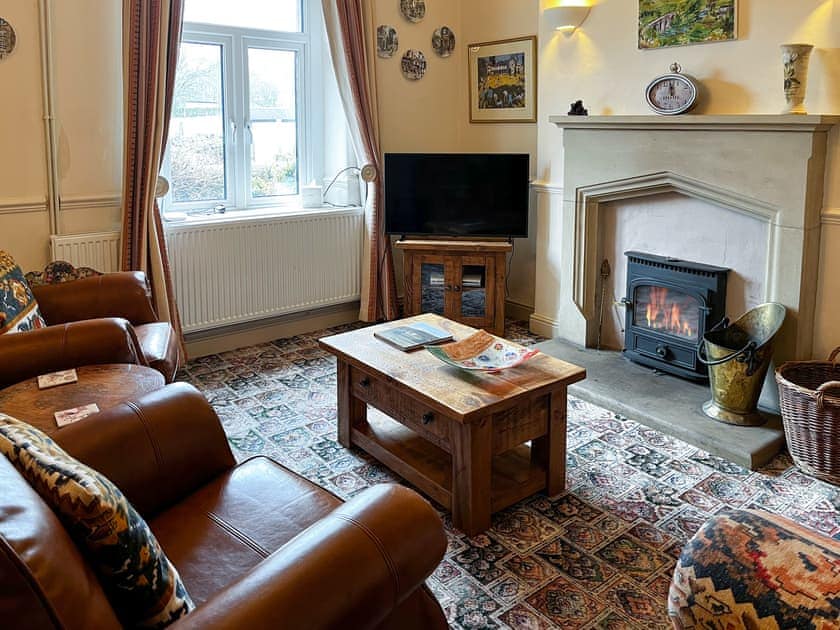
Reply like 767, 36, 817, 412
644, 287, 694, 337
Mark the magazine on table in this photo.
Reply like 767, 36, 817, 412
374, 322, 453, 351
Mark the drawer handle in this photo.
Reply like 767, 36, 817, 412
360, 377, 371, 387
422, 412, 434, 425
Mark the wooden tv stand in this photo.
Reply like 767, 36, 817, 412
395, 239, 512, 336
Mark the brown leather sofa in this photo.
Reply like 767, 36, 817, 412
0, 383, 448, 629
0, 271, 180, 387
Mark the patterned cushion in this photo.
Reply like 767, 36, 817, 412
669, 509, 840, 629
0, 250, 46, 333
24, 260, 103, 286
0, 414, 194, 628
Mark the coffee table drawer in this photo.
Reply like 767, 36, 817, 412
350, 367, 451, 449
493, 396, 549, 454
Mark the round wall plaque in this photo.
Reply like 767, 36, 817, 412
401, 49, 426, 80
377, 25, 398, 58
0, 18, 16, 60
432, 26, 456, 58
400, 0, 426, 23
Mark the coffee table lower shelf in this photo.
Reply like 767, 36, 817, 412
352, 410, 547, 516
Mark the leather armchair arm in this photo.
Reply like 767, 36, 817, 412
32, 272, 159, 325
174, 483, 446, 630
0, 318, 145, 388
55, 383, 236, 516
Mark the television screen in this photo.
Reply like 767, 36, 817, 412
384, 153, 529, 238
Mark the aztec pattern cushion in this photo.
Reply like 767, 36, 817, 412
0, 414, 194, 628
0, 251, 46, 334
669, 509, 840, 629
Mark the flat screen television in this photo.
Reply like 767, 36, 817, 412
384, 153, 529, 238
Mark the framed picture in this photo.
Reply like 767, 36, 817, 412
639, 0, 737, 50
468, 36, 536, 124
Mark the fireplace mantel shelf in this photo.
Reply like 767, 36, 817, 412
549, 114, 840, 132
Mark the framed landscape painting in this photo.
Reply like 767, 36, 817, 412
468, 36, 536, 123
639, 0, 736, 49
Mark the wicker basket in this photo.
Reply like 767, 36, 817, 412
775, 347, 840, 484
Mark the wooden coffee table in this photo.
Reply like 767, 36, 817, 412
319, 314, 586, 535
0, 364, 165, 435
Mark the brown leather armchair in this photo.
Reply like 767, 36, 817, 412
0, 271, 180, 387
0, 383, 448, 629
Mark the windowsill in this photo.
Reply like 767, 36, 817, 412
162, 203, 363, 228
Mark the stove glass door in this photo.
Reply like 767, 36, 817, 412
633, 285, 701, 342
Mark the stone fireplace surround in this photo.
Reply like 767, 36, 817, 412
529, 115, 840, 468
531, 115, 840, 363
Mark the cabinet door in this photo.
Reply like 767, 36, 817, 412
449, 255, 494, 329
413, 255, 446, 316
403, 252, 421, 315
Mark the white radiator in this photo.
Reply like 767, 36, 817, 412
165, 209, 363, 333
50, 231, 122, 272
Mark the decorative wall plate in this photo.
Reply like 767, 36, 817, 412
377, 25, 398, 58
401, 49, 426, 80
0, 18, 16, 60
432, 26, 456, 58
400, 0, 426, 23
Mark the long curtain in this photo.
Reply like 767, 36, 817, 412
322, 0, 399, 322
120, 0, 186, 351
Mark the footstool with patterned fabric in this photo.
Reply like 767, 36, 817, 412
669, 509, 840, 628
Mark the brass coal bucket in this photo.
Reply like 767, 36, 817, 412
697, 303, 786, 426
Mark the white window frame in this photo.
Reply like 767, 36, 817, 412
166, 0, 325, 213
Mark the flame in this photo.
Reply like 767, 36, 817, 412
670, 302, 680, 328
640, 286, 694, 338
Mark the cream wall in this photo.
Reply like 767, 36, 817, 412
0, 1, 122, 271
538, 0, 839, 182
374, 0, 840, 348
52, 0, 123, 235
535, 0, 840, 357
460, 0, 540, 314
1, 1, 837, 355
373, 1, 462, 153
373, 0, 540, 311
0, 0, 50, 271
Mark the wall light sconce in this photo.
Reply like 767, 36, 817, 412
544, 3, 591, 36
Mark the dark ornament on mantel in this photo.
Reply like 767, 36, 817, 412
568, 100, 588, 115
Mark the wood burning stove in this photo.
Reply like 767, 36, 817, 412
621, 251, 729, 380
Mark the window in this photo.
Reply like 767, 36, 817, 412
167, 0, 326, 211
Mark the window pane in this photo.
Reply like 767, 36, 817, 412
248, 48, 298, 198
170, 42, 226, 203
184, 0, 301, 32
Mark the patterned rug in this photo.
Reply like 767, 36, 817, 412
179, 321, 840, 629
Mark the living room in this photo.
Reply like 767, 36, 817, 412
1, 1, 840, 628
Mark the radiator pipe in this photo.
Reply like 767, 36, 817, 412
38, 0, 60, 236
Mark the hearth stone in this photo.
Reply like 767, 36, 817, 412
536, 339, 785, 470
